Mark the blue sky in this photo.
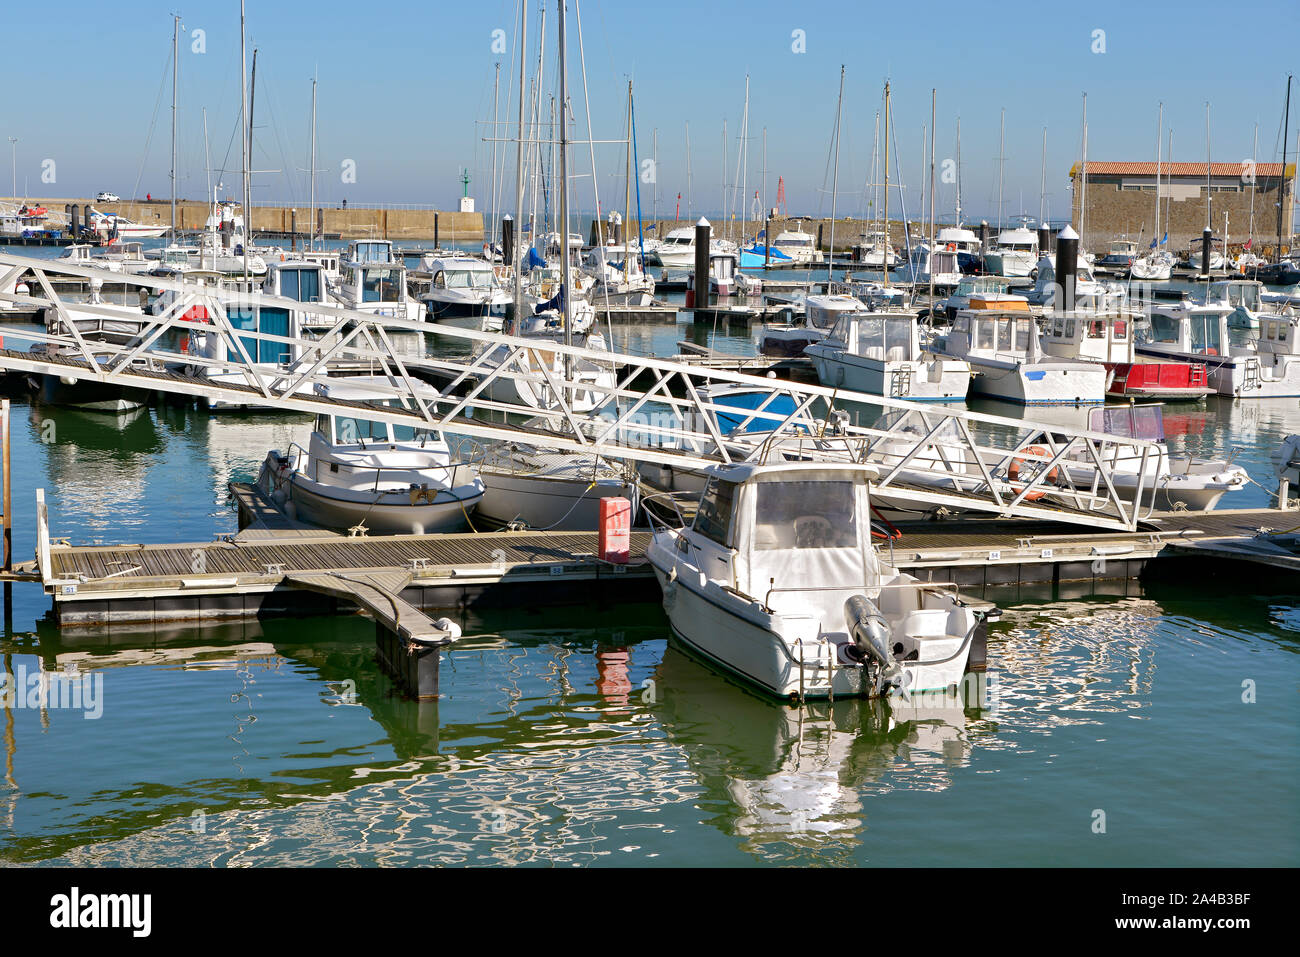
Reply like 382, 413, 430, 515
2, 0, 1295, 226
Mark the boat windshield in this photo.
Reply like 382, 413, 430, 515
852, 316, 914, 360
753, 480, 857, 549
362, 267, 403, 302
1089, 405, 1165, 442
694, 478, 736, 546
333, 415, 389, 443
1144, 311, 1182, 344
443, 269, 492, 289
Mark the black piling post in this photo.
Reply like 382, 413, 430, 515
434, 212, 440, 250
1057, 226, 1079, 312
1201, 227, 1212, 276
502, 215, 514, 267
688, 217, 711, 309
1037, 226, 1052, 256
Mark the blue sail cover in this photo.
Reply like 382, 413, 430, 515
740, 244, 792, 269
524, 246, 547, 270
711, 389, 801, 435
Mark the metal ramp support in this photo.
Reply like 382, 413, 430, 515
0, 250, 1165, 532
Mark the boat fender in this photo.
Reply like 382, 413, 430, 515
433, 618, 463, 641
1007, 445, 1060, 500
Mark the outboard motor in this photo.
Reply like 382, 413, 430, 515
843, 595, 904, 694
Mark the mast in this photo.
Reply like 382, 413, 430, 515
511, 0, 527, 318
170, 14, 180, 242
1039, 127, 1047, 228
827, 66, 844, 284
997, 108, 1005, 230
882, 81, 891, 288
1080, 94, 1088, 251
489, 61, 501, 248
202, 108, 211, 271
928, 88, 936, 306
239, 0, 249, 279
1204, 102, 1212, 234
1280, 75, 1292, 263
309, 75, 317, 251
557, 0, 572, 358
1248, 122, 1258, 249
652, 127, 658, 223
1154, 102, 1163, 247
955, 117, 962, 226
624, 80, 633, 283
744, 80, 751, 240
685, 121, 691, 218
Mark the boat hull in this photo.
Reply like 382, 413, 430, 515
286, 477, 483, 535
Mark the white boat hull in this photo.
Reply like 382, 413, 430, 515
967, 358, 1107, 405
478, 471, 637, 530
807, 349, 970, 401
285, 476, 482, 535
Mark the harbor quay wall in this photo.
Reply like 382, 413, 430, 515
2, 196, 484, 241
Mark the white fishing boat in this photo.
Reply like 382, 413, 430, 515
937, 276, 1023, 320
759, 292, 860, 356
1041, 309, 1211, 400
982, 227, 1039, 277
646, 461, 996, 700
1204, 279, 1288, 330
906, 243, 962, 290
1138, 300, 1300, 397
851, 230, 900, 269
255, 377, 484, 535
937, 307, 1108, 405
804, 311, 971, 401
772, 224, 823, 264
654, 226, 699, 268
1129, 248, 1174, 281
84, 206, 169, 241
476, 441, 639, 531
583, 243, 656, 306
417, 256, 509, 330
1034, 404, 1247, 512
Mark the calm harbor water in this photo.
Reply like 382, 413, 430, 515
0, 247, 1297, 866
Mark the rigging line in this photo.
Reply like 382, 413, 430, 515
126, 49, 175, 214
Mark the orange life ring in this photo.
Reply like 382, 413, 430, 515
1007, 445, 1060, 501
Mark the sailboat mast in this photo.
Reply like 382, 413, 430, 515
309, 75, 317, 251
741, 75, 749, 249
1280, 75, 1292, 263
625, 80, 633, 283
883, 81, 891, 288
652, 127, 658, 223
1080, 94, 1088, 251
557, 0, 572, 353
1248, 123, 1257, 248
1154, 103, 1162, 245
1039, 127, 1046, 229
928, 88, 936, 305
685, 121, 691, 218
171, 15, 179, 241
239, 0, 249, 279
489, 62, 500, 248
827, 66, 844, 284
997, 108, 1005, 230
511, 0, 527, 317
955, 117, 962, 225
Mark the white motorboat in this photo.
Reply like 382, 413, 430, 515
772, 224, 823, 264
654, 227, 699, 269
646, 461, 996, 700
84, 206, 168, 241
583, 244, 656, 307
982, 227, 1039, 277
255, 377, 484, 535
1204, 279, 1288, 331
417, 256, 509, 330
476, 441, 639, 531
1128, 249, 1174, 281
851, 230, 900, 269
804, 311, 971, 401
1034, 404, 1247, 512
759, 293, 861, 357
938, 276, 1022, 320
1138, 300, 1300, 398
937, 306, 1108, 405
906, 243, 962, 290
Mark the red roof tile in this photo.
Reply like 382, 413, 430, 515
1072, 161, 1293, 177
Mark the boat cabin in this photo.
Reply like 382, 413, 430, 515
347, 239, 396, 264
1042, 311, 1134, 364
1140, 304, 1233, 356
688, 462, 882, 615
823, 312, 925, 363
948, 310, 1041, 358
428, 256, 495, 291
309, 378, 444, 454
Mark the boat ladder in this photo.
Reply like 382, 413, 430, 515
889, 367, 913, 398
1243, 356, 1262, 392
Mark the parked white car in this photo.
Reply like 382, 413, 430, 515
95, 191, 120, 203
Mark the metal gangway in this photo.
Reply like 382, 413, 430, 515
0, 250, 1164, 532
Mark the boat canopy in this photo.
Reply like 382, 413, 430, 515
694, 463, 882, 609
